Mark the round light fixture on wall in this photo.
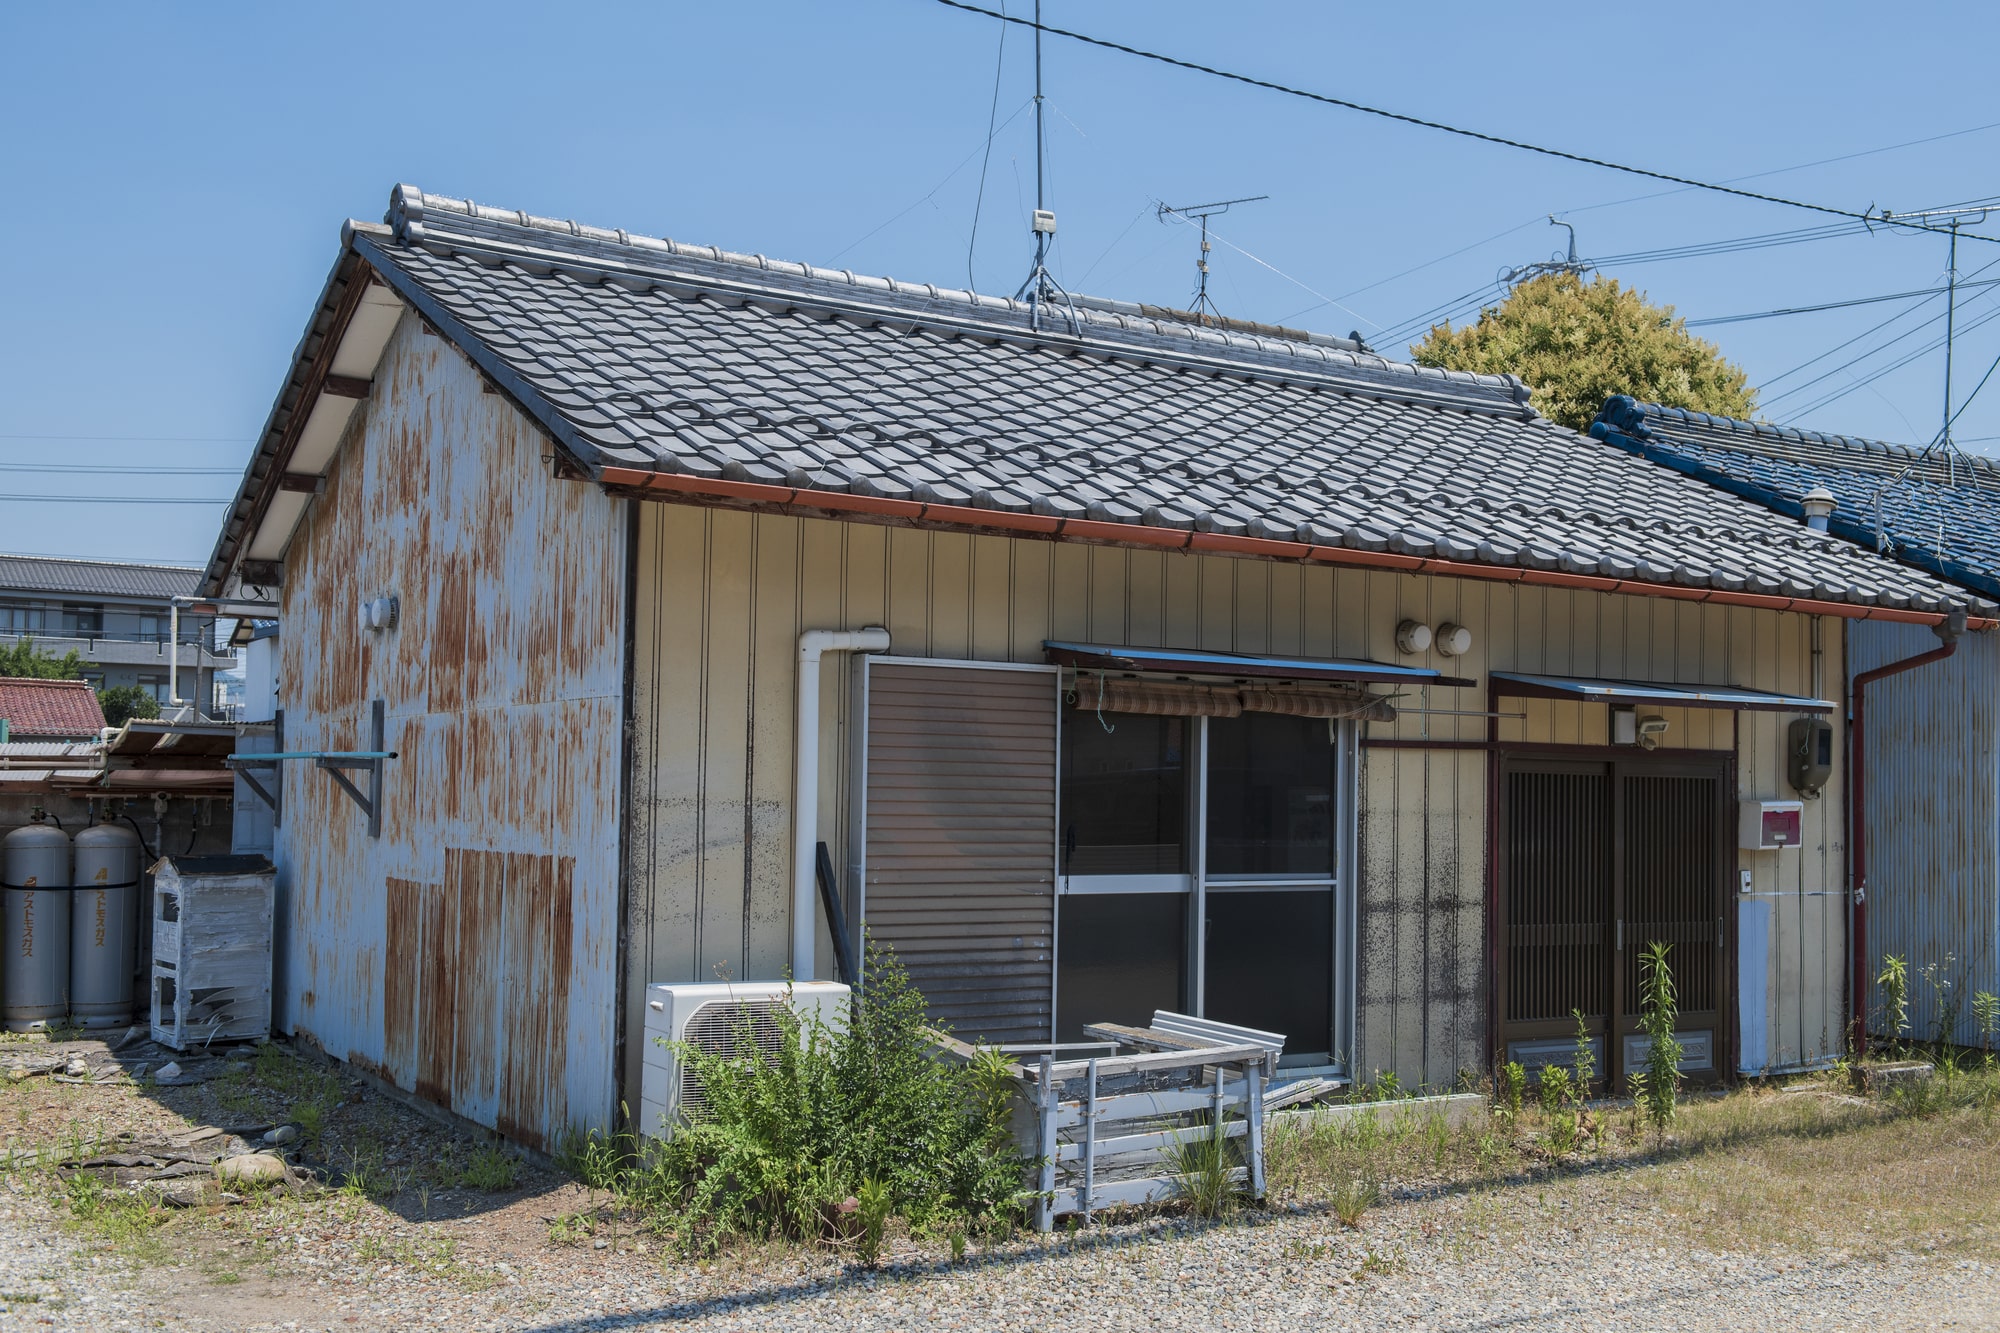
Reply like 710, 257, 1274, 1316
361, 594, 400, 632
1434, 622, 1472, 657
1395, 620, 1433, 654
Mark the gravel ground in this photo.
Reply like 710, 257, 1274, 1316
4, 1170, 1998, 1331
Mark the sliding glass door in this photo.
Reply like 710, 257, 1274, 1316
1056, 706, 1357, 1070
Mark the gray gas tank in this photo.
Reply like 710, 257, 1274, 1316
2, 821, 71, 1031
70, 823, 143, 1028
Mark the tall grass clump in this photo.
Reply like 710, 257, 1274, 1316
636, 937, 1028, 1256
1631, 940, 1682, 1135
1876, 954, 1909, 1055
1163, 1124, 1239, 1219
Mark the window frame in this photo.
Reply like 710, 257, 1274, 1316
1056, 706, 1360, 1074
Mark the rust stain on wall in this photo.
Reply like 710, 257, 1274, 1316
383, 876, 426, 1084
498, 852, 574, 1146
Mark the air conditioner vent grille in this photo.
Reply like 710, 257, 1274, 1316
677, 998, 789, 1123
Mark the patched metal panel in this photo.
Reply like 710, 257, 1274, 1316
1852, 619, 2000, 1046
275, 310, 625, 1148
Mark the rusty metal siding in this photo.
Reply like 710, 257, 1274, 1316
1852, 620, 2000, 1045
627, 503, 1847, 1096
276, 311, 626, 1148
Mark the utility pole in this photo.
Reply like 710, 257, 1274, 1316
1012, 0, 1079, 333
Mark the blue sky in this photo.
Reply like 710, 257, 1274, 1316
4, 1, 1998, 565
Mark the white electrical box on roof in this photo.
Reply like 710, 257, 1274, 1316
1739, 799, 1804, 851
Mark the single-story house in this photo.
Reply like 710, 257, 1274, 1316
197, 186, 1986, 1147
1594, 396, 2000, 1047
0, 676, 107, 743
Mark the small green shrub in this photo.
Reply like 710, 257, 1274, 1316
1878, 955, 1910, 1055
454, 1144, 519, 1192
1329, 1171, 1378, 1228
1496, 1061, 1526, 1118
1921, 954, 1964, 1053
626, 937, 1029, 1253
1973, 991, 2000, 1064
1631, 940, 1682, 1135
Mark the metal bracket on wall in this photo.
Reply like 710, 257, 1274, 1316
227, 710, 285, 827
224, 699, 397, 838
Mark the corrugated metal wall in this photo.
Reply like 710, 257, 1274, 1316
276, 312, 626, 1147
1851, 620, 2000, 1046
627, 503, 1848, 1096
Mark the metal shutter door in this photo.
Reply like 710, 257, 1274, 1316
863, 662, 1056, 1044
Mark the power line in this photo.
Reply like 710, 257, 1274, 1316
0, 495, 232, 505
0, 463, 240, 476
1687, 279, 2000, 327
1783, 298, 2000, 420
0, 433, 248, 444
966, 0, 1009, 290
929, 0, 2000, 240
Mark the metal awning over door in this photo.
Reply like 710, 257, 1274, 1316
1491, 671, 1834, 713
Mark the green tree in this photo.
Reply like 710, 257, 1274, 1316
0, 637, 83, 680
97, 685, 161, 729
1411, 272, 1757, 434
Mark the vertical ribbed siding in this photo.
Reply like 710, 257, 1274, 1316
1852, 621, 2000, 1046
862, 663, 1057, 1044
627, 503, 1849, 1099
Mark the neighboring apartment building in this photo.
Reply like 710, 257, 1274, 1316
0, 555, 235, 713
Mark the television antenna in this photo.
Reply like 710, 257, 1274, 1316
1012, 0, 1080, 334
1155, 195, 1269, 325
1864, 202, 1993, 550
1500, 216, 1594, 286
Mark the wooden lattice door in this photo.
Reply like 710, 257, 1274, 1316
1499, 754, 1729, 1086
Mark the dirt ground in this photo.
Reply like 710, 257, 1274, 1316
4, 1031, 2000, 1331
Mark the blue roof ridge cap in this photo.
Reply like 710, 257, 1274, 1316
380, 184, 1537, 418
1597, 395, 2000, 478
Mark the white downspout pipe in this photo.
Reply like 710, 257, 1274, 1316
792, 627, 890, 980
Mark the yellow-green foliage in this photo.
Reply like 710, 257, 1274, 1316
1411, 272, 1756, 434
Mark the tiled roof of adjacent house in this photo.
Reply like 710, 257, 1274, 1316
0, 555, 200, 602
0, 677, 107, 739
205, 184, 1989, 615
1592, 397, 2000, 603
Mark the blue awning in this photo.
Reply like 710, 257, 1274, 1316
1044, 641, 1474, 688
1490, 671, 1833, 713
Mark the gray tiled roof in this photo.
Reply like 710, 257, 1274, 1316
1593, 397, 2000, 604
0, 554, 200, 602
229, 185, 1986, 614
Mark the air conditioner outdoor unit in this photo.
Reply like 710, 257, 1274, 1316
638, 980, 850, 1138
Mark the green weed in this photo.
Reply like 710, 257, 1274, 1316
1163, 1124, 1240, 1219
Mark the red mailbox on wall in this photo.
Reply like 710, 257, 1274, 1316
1739, 799, 1804, 850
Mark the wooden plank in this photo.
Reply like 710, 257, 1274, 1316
1079, 1021, 1211, 1053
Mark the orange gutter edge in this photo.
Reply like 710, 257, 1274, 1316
600, 467, 1996, 630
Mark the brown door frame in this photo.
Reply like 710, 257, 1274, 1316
1492, 746, 1736, 1088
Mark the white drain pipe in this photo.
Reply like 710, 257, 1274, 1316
793, 627, 890, 980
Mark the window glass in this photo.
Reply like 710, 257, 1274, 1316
1205, 889, 1333, 1059
1204, 713, 1334, 877
1056, 892, 1186, 1043
1060, 713, 1187, 875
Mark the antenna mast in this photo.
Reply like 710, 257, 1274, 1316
1013, 0, 1079, 333
1155, 195, 1269, 325
1500, 217, 1593, 286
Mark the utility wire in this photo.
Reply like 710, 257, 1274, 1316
966, 0, 1009, 290
0, 495, 232, 505
0, 463, 240, 476
0, 433, 247, 444
1687, 279, 2000, 327
1783, 298, 2000, 419
929, 0, 2000, 240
